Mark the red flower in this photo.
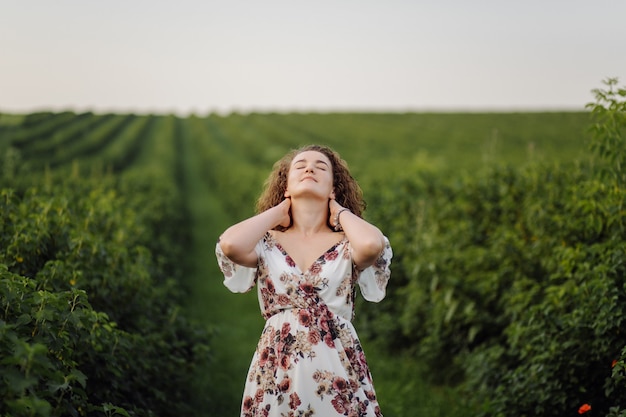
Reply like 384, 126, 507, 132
365, 390, 377, 401
278, 376, 291, 392
332, 376, 349, 393
277, 294, 290, 305
279, 353, 291, 370
281, 322, 291, 338
298, 309, 313, 327
320, 317, 330, 332
255, 389, 265, 404
578, 404, 591, 414
309, 262, 322, 275
324, 332, 335, 348
289, 392, 301, 410
308, 329, 321, 345
300, 282, 315, 294
349, 378, 359, 392
243, 396, 254, 411
259, 347, 270, 367
331, 394, 350, 414
612, 359, 619, 368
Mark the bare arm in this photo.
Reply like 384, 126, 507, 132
219, 198, 291, 267
330, 199, 385, 270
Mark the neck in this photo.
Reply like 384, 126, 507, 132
288, 198, 330, 235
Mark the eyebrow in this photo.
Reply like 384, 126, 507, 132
292, 158, 330, 167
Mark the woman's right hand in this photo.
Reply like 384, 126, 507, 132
276, 197, 291, 228
219, 197, 292, 266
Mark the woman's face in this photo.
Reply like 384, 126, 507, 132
285, 150, 334, 200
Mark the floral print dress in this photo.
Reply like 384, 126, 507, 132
216, 232, 392, 417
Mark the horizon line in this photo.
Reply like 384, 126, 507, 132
0, 103, 590, 117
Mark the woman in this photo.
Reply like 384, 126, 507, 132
216, 144, 392, 417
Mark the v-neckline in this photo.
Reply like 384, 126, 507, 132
267, 232, 346, 274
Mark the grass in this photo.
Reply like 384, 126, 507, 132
178, 119, 264, 416
364, 339, 466, 417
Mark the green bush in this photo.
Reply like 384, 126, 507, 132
0, 178, 211, 417
362, 80, 626, 416
587, 77, 626, 186
1, 266, 126, 417
367, 162, 626, 416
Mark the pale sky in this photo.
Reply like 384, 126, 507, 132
1, 0, 625, 115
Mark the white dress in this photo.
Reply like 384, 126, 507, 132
216, 232, 392, 417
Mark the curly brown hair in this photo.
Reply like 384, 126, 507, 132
256, 144, 366, 230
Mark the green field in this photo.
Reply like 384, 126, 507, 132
2, 104, 625, 417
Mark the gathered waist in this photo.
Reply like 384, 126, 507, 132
264, 306, 294, 320
263, 305, 352, 324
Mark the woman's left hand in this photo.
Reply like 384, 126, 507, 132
329, 196, 384, 268
328, 198, 346, 230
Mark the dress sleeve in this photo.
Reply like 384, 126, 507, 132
215, 240, 259, 293
357, 236, 393, 302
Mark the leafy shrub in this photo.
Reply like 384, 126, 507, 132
587, 77, 626, 185
363, 80, 626, 416
0, 177, 211, 417
367, 162, 626, 416
1, 266, 127, 416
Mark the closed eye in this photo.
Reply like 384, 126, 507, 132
291, 158, 330, 170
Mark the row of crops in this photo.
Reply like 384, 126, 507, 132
1, 79, 625, 417
0, 110, 217, 416
358, 80, 626, 417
